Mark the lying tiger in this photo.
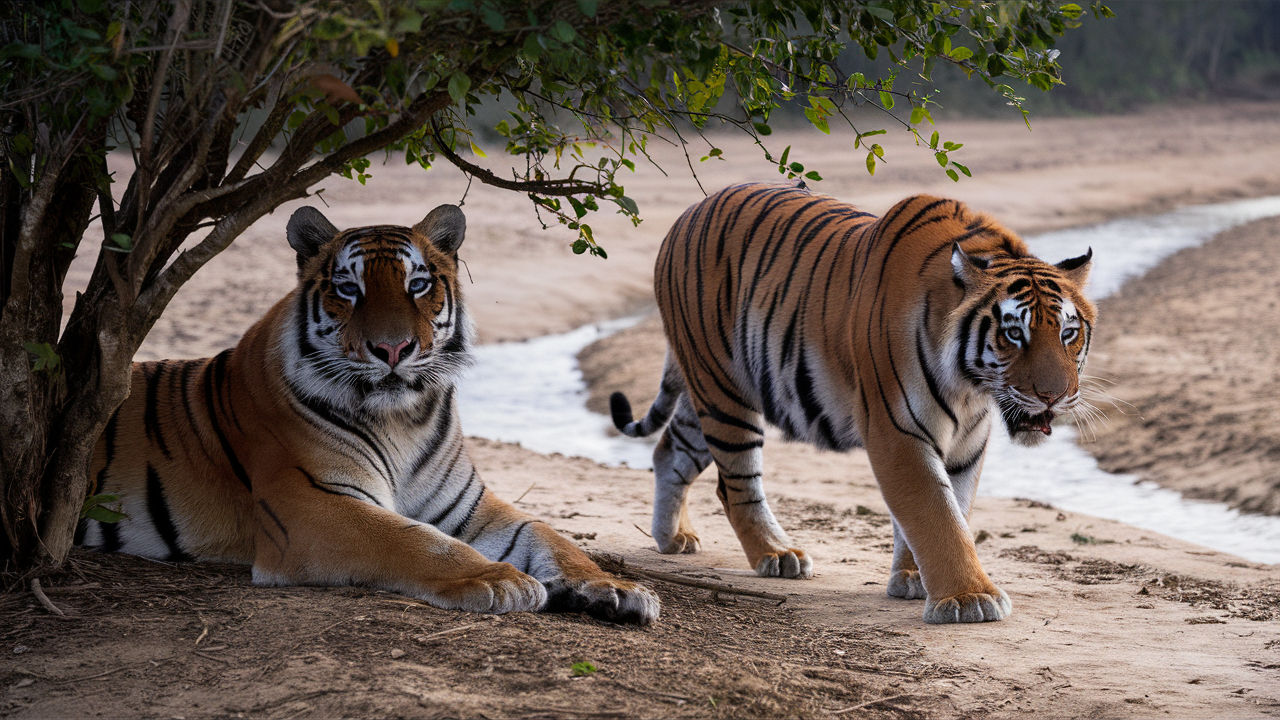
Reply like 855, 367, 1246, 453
612, 181, 1094, 623
80, 204, 658, 624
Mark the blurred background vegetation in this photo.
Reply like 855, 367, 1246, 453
880, 0, 1280, 117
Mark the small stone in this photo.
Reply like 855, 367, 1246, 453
390, 648, 406, 659
15, 678, 34, 688
13, 645, 28, 655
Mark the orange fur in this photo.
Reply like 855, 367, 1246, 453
612, 182, 1095, 623
83, 205, 658, 623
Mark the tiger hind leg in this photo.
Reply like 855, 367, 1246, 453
694, 402, 813, 579
650, 394, 712, 554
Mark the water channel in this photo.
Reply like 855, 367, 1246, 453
457, 196, 1280, 564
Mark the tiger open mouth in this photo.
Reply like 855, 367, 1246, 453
1003, 406, 1055, 436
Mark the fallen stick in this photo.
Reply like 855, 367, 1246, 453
832, 692, 911, 714
590, 553, 787, 605
412, 623, 481, 643
30, 579, 66, 617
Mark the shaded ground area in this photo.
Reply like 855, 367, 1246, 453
1, 551, 943, 719
1084, 215, 1280, 515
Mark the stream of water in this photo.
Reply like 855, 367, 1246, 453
457, 196, 1280, 564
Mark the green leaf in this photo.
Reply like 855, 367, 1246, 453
935, 151, 948, 166
866, 152, 876, 175
789, 161, 804, 173
943, 141, 963, 151
82, 493, 127, 523
946, 168, 959, 182
952, 162, 971, 177
778, 146, 790, 166
522, 33, 543, 60
929, 131, 940, 149
804, 170, 822, 181
752, 122, 772, 136
878, 90, 894, 109
577, 0, 597, 16
469, 140, 487, 158
909, 106, 924, 125
481, 5, 505, 31
109, 233, 132, 252
549, 20, 577, 44
571, 239, 589, 254
948, 46, 973, 61
571, 661, 598, 676
448, 72, 471, 105
617, 196, 639, 215
865, 6, 895, 22
394, 10, 423, 33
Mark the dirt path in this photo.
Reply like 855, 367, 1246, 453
14, 100, 1280, 717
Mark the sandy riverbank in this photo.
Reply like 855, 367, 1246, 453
9, 100, 1279, 717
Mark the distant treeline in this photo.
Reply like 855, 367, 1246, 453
882, 0, 1280, 117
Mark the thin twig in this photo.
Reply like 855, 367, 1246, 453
30, 579, 66, 617
592, 554, 787, 604
512, 483, 537, 505
831, 692, 911, 714
193, 650, 232, 665
632, 523, 652, 538
413, 623, 480, 643
17, 664, 135, 684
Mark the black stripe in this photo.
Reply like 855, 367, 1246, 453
299, 467, 384, 506
143, 363, 173, 460
703, 434, 764, 453
202, 357, 253, 490
498, 522, 532, 562
917, 324, 958, 428
450, 476, 485, 537
146, 464, 192, 562
946, 446, 986, 476
427, 470, 476, 527
99, 517, 120, 553
257, 499, 289, 539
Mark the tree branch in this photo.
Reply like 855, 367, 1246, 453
431, 127, 608, 197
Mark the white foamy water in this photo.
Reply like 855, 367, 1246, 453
458, 196, 1280, 564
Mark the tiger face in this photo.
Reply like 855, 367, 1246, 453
952, 244, 1095, 447
284, 205, 472, 414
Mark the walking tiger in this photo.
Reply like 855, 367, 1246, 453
611, 181, 1095, 623
81, 204, 658, 624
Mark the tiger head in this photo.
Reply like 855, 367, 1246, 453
951, 243, 1095, 447
282, 204, 473, 414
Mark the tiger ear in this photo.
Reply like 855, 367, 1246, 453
287, 207, 339, 269
1055, 247, 1092, 288
414, 204, 466, 255
951, 242, 990, 288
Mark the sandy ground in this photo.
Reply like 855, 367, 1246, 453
11, 100, 1280, 717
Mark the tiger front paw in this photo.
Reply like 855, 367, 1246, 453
428, 562, 548, 615
655, 530, 701, 555
923, 588, 1011, 624
546, 576, 661, 625
886, 569, 926, 599
754, 548, 813, 579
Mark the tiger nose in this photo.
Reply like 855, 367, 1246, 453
1033, 383, 1068, 408
368, 339, 414, 369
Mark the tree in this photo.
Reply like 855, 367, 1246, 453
0, 0, 1108, 577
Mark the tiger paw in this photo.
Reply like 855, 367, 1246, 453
923, 588, 1012, 623
655, 530, 701, 555
429, 562, 547, 615
546, 576, 661, 625
754, 548, 813, 579
886, 569, 926, 599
